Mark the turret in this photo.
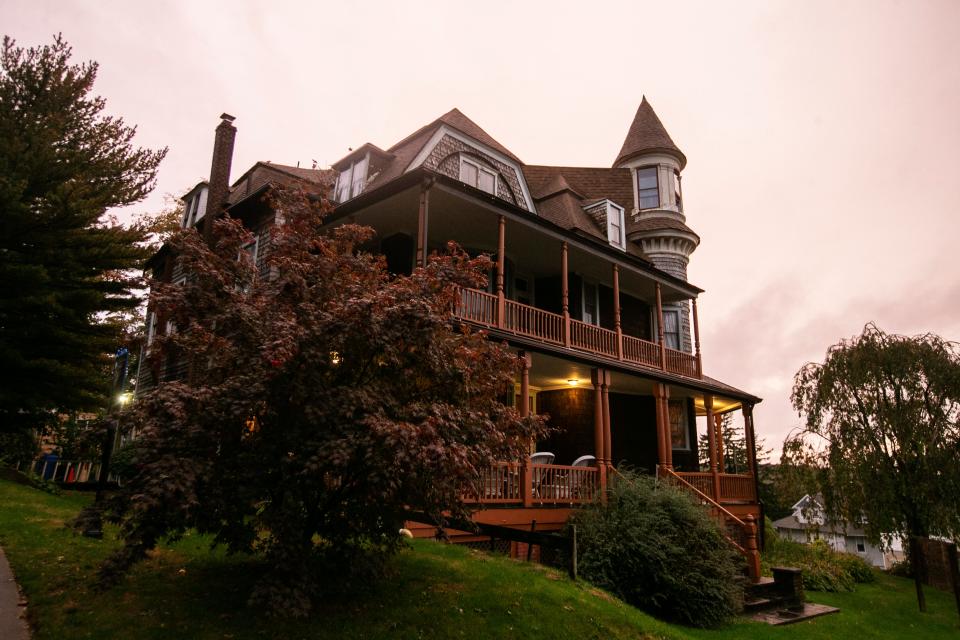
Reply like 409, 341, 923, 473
616, 98, 699, 353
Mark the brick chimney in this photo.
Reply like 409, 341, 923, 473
202, 113, 237, 243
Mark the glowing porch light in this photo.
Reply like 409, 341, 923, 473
567, 379, 579, 386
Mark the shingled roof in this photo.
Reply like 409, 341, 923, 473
361, 108, 522, 193
614, 97, 686, 169
226, 162, 331, 205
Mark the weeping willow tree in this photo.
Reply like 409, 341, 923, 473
785, 323, 960, 611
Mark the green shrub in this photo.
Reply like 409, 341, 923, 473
567, 471, 744, 628
837, 551, 875, 584
888, 557, 912, 578
763, 533, 875, 591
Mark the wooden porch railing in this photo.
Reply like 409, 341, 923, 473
465, 462, 600, 506
674, 471, 757, 504
455, 287, 498, 327
660, 467, 761, 582
665, 347, 699, 377
504, 299, 564, 345
674, 471, 713, 497
570, 319, 619, 358
453, 287, 702, 380
532, 464, 600, 504
470, 461, 523, 504
622, 334, 661, 368
719, 473, 757, 503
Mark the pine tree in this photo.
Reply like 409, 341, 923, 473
0, 34, 166, 438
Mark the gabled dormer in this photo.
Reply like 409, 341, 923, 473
404, 108, 535, 212
180, 181, 209, 229
583, 199, 626, 251
331, 143, 395, 203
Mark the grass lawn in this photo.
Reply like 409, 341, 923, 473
1, 479, 957, 639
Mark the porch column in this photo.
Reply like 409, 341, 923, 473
653, 383, 665, 472
591, 368, 607, 499
561, 241, 570, 347
656, 283, 666, 370
663, 384, 673, 469
714, 413, 725, 473
496, 215, 506, 328
612, 264, 623, 360
520, 352, 533, 507
602, 370, 612, 469
692, 298, 702, 377
416, 179, 432, 268
704, 394, 720, 501
592, 369, 604, 463
743, 403, 758, 477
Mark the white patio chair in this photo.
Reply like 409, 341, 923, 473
571, 455, 597, 467
529, 452, 555, 465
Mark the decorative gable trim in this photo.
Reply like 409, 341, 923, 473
405, 125, 534, 212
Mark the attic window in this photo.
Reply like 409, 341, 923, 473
460, 157, 497, 195
584, 200, 626, 251
335, 154, 369, 202
181, 192, 204, 228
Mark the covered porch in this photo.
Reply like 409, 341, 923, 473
467, 350, 760, 509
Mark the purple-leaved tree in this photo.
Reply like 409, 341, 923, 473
100, 187, 545, 615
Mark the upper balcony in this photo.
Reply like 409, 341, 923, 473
331, 168, 706, 379
455, 287, 700, 378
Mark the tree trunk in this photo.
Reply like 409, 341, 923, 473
909, 535, 927, 613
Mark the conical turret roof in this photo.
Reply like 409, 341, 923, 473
614, 97, 686, 169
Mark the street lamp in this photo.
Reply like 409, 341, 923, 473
82, 347, 130, 539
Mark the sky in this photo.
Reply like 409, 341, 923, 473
4, 0, 959, 456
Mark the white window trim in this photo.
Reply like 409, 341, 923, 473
166, 275, 187, 335
634, 165, 662, 211
581, 278, 599, 326
606, 201, 626, 250
335, 152, 370, 202
459, 156, 498, 195
240, 235, 259, 265
404, 125, 535, 211
145, 310, 157, 347
662, 308, 681, 351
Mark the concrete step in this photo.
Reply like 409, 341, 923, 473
743, 597, 773, 612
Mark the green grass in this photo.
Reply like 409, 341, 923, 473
0, 479, 957, 639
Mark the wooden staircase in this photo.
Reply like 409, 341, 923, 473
659, 467, 762, 582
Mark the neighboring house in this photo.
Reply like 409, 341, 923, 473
138, 100, 765, 578
772, 494, 905, 569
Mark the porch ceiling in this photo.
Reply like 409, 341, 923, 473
523, 349, 745, 415
345, 185, 695, 305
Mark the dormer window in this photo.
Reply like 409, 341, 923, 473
335, 154, 369, 202
584, 200, 626, 251
636, 166, 659, 210
180, 188, 207, 229
607, 203, 625, 250
460, 157, 497, 195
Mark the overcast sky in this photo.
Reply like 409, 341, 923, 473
5, 0, 959, 456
